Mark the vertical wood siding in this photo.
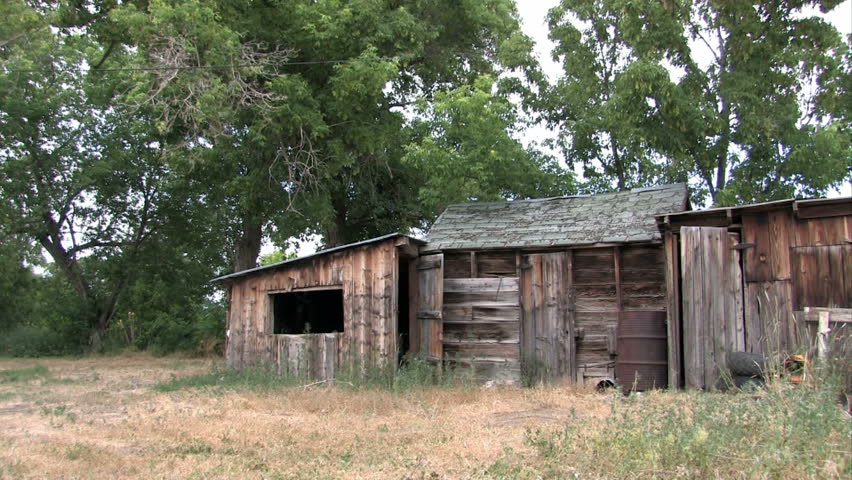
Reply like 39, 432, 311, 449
225, 238, 399, 380
681, 227, 745, 390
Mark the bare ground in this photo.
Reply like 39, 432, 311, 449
0, 354, 612, 479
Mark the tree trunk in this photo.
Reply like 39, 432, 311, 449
233, 217, 263, 272
325, 194, 349, 248
610, 134, 626, 190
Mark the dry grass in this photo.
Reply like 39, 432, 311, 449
0, 355, 848, 479
0, 354, 607, 479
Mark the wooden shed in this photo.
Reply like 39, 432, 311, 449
658, 196, 852, 390
217, 185, 691, 386
214, 233, 424, 379
418, 184, 690, 385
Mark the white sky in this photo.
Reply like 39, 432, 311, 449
280, 0, 852, 258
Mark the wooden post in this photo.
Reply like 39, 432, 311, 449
817, 311, 830, 362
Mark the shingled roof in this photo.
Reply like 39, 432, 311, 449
422, 184, 689, 252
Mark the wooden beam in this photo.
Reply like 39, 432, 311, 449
613, 246, 622, 311
470, 251, 477, 278
799, 307, 852, 323
795, 201, 852, 219
394, 237, 420, 258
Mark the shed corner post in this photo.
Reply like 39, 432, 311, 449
664, 229, 683, 389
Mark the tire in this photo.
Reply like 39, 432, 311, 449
728, 352, 767, 377
733, 375, 764, 391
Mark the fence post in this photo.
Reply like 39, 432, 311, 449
817, 311, 830, 362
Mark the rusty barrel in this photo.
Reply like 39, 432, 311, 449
616, 311, 668, 391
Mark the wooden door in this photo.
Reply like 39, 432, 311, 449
415, 253, 443, 362
681, 227, 745, 390
521, 252, 576, 380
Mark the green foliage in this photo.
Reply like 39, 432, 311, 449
154, 356, 473, 393
0, 270, 91, 357
545, 0, 851, 204
510, 384, 851, 479
153, 363, 301, 393
259, 250, 297, 266
405, 75, 576, 221
0, 365, 49, 383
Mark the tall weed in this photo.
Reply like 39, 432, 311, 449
520, 381, 850, 479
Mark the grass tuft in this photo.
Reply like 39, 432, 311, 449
509, 379, 851, 479
152, 364, 301, 392
0, 365, 49, 383
153, 355, 474, 393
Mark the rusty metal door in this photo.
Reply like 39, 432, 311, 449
415, 253, 443, 362
521, 252, 576, 380
616, 311, 668, 391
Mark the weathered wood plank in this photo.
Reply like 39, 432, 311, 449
443, 321, 520, 344
792, 246, 849, 309
444, 342, 520, 361
681, 226, 705, 390
664, 231, 681, 388
743, 213, 773, 283
443, 306, 520, 323
443, 252, 471, 279
416, 253, 444, 361
443, 278, 519, 293
443, 291, 520, 307
476, 251, 519, 278
798, 308, 852, 323
768, 210, 794, 281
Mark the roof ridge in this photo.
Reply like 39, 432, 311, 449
443, 183, 687, 210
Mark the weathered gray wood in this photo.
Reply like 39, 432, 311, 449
799, 307, 852, 323
443, 278, 520, 293
443, 321, 520, 344
681, 227, 704, 390
416, 253, 444, 361
443, 306, 520, 323
476, 251, 517, 278
681, 227, 746, 390
520, 252, 576, 381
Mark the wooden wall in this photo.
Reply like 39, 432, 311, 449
680, 227, 745, 390
224, 237, 400, 378
573, 246, 667, 383
443, 245, 667, 385
668, 204, 851, 390
443, 251, 521, 383
741, 211, 851, 355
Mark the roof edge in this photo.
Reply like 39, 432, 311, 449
212, 233, 425, 283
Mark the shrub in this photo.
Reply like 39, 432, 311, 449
0, 323, 85, 357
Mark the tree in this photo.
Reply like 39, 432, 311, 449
546, 0, 851, 204
0, 0, 224, 344
405, 75, 575, 220
106, 0, 558, 256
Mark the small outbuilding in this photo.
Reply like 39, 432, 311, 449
214, 233, 424, 379
658, 196, 851, 390
420, 183, 689, 385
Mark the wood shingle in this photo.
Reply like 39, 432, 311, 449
423, 184, 689, 252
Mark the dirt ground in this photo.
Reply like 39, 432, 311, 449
0, 354, 613, 479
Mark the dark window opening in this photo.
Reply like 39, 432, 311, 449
397, 260, 410, 363
271, 289, 344, 334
